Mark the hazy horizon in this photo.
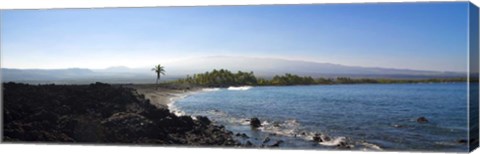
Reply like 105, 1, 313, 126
1, 2, 470, 72
0, 55, 469, 74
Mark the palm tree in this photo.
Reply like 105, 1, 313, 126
151, 64, 166, 88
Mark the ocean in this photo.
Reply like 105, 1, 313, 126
172, 83, 468, 151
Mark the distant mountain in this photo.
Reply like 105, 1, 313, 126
1, 56, 466, 84
100, 66, 132, 72
2, 68, 96, 81
163, 56, 465, 78
1, 68, 154, 84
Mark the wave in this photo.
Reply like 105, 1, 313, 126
259, 119, 300, 137
202, 88, 221, 92
207, 112, 382, 150
167, 97, 186, 116
227, 86, 252, 91
318, 136, 348, 146
166, 92, 198, 116
360, 142, 383, 150
170, 103, 382, 150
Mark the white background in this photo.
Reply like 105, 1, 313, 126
0, 0, 479, 154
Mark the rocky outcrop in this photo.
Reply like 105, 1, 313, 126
250, 117, 262, 128
235, 133, 249, 139
263, 137, 271, 143
196, 116, 212, 125
269, 140, 284, 147
416, 117, 429, 123
3, 82, 239, 146
313, 133, 323, 142
313, 133, 331, 142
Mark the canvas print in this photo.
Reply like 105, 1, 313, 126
1, 2, 479, 153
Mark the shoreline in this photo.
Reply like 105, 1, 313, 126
152, 84, 468, 151
3, 82, 469, 151
125, 84, 202, 115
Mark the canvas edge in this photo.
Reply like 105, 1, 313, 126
468, 1, 480, 152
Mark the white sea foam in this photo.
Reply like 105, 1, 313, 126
167, 96, 186, 116
318, 136, 348, 146
227, 86, 252, 91
259, 119, 300, 137
207, 112, 250, 125
198, 108, 382, 150
166, 89, 384, 151
202, 88, 221, 92
166, 92, 197, 116
207, 109, 228, 116
360, 142, 383, 150
168, 88, 224, 117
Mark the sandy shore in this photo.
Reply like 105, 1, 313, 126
126, 84, 201, 109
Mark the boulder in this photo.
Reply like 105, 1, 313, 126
417, 117, 429, 123
196, 116, 212, 125
313, 133, 323, 142
269, 140, 284, 147
250, 117, 262, 128
263, 137, 271, 143
235, 133, 249, 138
321, 134, 331, 142
245, 141, 253, 146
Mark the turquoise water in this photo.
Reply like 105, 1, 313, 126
174, 83, 468, 151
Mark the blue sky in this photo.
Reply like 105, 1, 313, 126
0, 2, 470, 72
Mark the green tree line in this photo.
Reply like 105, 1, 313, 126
174, 69, 257, 87
172, 69, 467, 87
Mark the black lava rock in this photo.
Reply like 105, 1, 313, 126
196, 116, 211, 125
269, 140, 284, 147
3, 82, 240, 146
250, 117, 262, 128
245, 141, 253, 146
263, 137, 271, 143
313, 133, 323, 142
417, 117, 429, 123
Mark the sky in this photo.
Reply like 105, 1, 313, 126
0, 2, 470, 72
